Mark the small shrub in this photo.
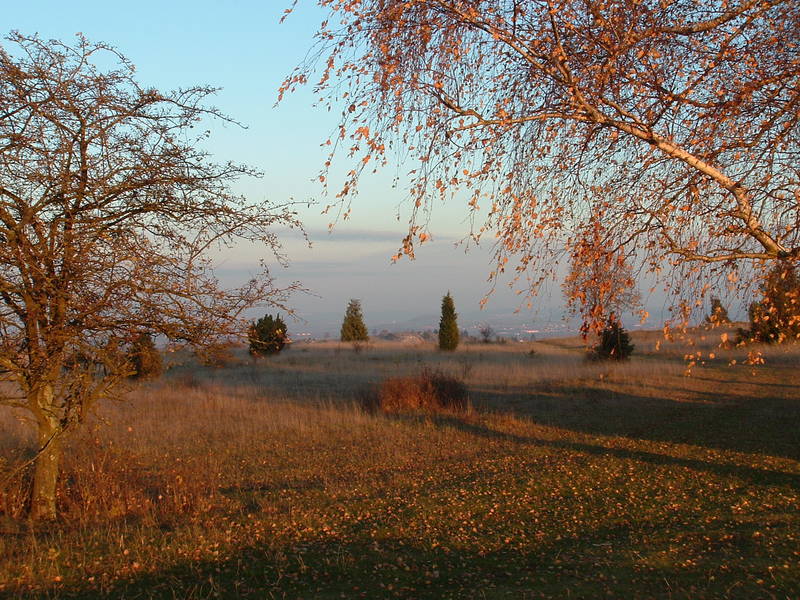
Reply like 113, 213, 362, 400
364, 369, 468, 413
590, 320, 634, 361
248, 314, 288, 357
127, 333, 163, 380
705, 296, 731, 326
739, 263, 800, 344
196, 342, 237, 368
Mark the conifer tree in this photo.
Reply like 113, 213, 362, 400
438, 292, 459, 351
340, 299, 369, 342
592, 316, 635, 361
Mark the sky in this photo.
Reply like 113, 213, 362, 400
4, 1, 688, 336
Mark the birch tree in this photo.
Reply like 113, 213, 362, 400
285, 0, 799, 315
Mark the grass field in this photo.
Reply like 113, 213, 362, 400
1, 331, 799, 598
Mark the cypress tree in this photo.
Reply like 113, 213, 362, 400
340, 299, 369, 342
438, 292, 459, 351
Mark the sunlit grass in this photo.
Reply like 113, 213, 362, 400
1, 332, 798, 598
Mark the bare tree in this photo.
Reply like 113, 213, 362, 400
284, 0, 799, 313
0, 33, 301, 520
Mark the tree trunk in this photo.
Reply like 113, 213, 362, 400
30, 387, 62, 521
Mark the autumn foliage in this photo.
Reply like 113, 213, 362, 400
286, 0, 800, 323
563, 217, 641, 337
740, 263, 800, 344
127, 334, 163, 380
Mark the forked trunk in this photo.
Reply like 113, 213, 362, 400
30, 386, 62, 521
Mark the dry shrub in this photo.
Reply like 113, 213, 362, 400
196, 342, 238, 368
365, 368, 468, 413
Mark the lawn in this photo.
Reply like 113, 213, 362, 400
0, 331, 798, 598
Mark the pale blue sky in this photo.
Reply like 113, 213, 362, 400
5, 2, 675, 335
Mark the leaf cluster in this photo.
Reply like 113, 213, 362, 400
289, 0, 800, 324
740, 263, 800, 344
705, 297, 731, 326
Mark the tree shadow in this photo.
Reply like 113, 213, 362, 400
430, 414, 800, 492
18, 506, 794, 599
468, 378, 800, 462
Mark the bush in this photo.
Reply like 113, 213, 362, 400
196, 342, 237, 368
438, 292, 459, 351
248, 314, 288, 357
705, 296, 731, 326
340, 299, 369, 342
590, 320, 634, 361
127, 333, 163, 379
740, 263, 800, 344
363, 369, 468, 413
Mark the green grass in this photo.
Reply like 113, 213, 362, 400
0, 332, 798, 598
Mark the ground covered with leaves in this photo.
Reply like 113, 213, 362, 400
1, 335, 798, 598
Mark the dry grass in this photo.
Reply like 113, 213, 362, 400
0, 332, 798, 598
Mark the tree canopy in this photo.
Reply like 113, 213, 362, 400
286, 0, 800, 318
0, 33, 300, 519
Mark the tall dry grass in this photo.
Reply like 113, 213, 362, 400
0, 332, 798, 596
3, 331, 797, 523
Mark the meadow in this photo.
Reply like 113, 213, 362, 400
0, 330, 799, 599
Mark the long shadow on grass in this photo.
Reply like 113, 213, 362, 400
431, 414, 800, 491
15, 511, 795, 599
469, 383, 800, 462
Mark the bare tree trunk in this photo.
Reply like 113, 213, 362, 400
30, 387, 61, 521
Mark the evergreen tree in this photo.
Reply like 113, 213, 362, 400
248, 314, 288, 357
743, 263, 800, 343
340, 299, 369, 342
592, 315, 634, 361
438, 292, 459, 351
127, 333, 163, 379
705, 297, 731, 326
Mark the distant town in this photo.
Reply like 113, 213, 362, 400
289, 312, 654, 343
